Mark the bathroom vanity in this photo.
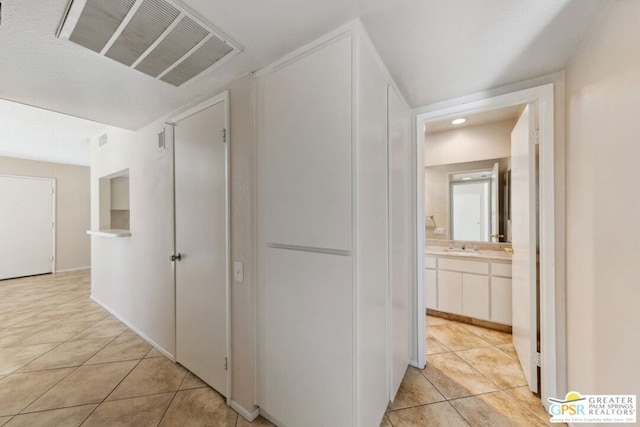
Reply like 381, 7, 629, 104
426, 246, 513, 326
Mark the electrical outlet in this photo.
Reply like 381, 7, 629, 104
434, 227, 445, 235
233, 261, 244, 282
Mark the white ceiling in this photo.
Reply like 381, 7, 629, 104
0, 0, 606, 163
426, 104, 523, 135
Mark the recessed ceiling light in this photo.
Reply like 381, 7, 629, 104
462, 177, 472, 181
452, 118, 466, 125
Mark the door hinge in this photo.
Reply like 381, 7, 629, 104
222, 128, 226, 143
52, 222, 55, 228
532, 129, 540, 145
51, 188, 55, 195
536, 351, 542, 367
224, 357, 228, 371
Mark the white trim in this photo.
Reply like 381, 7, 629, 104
55, 266, 91, 273
415, 83, 560, 405
230, 401, 260, 422
90, 295, 176, 361
86, 229, 131, 238
259, 407, 285, 427
171, 90, 232, 404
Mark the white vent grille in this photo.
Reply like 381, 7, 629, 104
98, 133, 108, 148
57, 0, 242, 86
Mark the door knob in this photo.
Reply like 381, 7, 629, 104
171, 253, 182, 262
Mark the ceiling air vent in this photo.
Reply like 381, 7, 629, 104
56, 0, 242, 87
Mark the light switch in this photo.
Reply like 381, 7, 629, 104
233, 261, 244, 282
434, 227, 445, 235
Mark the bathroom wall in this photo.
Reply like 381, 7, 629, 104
565, 1, 640, 400
0, 156, 90, 271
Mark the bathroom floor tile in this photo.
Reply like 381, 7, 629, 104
426, 334, 451, 355
145, 348, 164, 359
427, 323, 492, 351
387, 401, 469, 426
236, 415, 277, 427
18, 338, 112, 372
179, 371, 208, 390
159, 387, 238, 426
496, 343, 518, 359
456, 347, 528, 389
107, 357, 187, 400
422, 352, 498, 399
505, 386, 557, 425
82, 393, 174, 427
426, 315, 454, 326
459, 323, 512, 345
4, 404, 96, 427
19, 322, 95, 346
0, 343, 57, 374
387, 367, 445, 410
84, 333, 151, 365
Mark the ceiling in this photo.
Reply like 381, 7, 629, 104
0, 0, 606, 163
426, 104, 523, 135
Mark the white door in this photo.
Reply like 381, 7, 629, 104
491, 161, 499, 241
174, 99, 228, 396
510, 104, 538, 393
0, 175, 54, 280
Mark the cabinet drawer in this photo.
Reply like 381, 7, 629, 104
491, 262, 512, 278
425, 255, 437, 269
439, 258, 488, 275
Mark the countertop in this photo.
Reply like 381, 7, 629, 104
426, 246, 513, 261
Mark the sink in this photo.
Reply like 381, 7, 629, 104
443, 248, 481, 255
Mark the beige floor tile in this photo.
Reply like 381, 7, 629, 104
505, 386, 557, 426
0, 343, 57, 374
236, 415, 276, 426
456, 347, 527, 389
83, 393, 174, 427
144, 348, 164, 359
428, 324, 492, 351
179, 371, 208, 390
0, 326, 43, 348
19, 322, 95, 346
426, 335, 451, 355
159, 387, 237, 426
84, 334, 151, 365
24, 360, 137, 412
379, 414, 392, 427
422, 352, 498, 399
426, 315, 454, 326
69, 322, 127, 341
387, 401, 469, 426
0, 368, 73, 416
459, 324, 512, 345
4, 404, 96, 427
6, 312, 72, 328
18, 338, 112, 372
388, 367, 445, 410
107, 357, 187, 400
451, 391, 549, 427
496, 343, 518, 359
0, 416, 11, 426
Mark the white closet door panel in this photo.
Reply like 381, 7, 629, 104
258, 247, 353, 427
0, 176, 53, 280
388, 83, 412, 404
258, 35, 352, 251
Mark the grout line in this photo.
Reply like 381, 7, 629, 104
157, 390, 179, 426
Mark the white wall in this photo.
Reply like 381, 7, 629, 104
0, 156, 90, 271
424, 119, 514, 167
90, 74, 256, 413
565, 1, 640, 400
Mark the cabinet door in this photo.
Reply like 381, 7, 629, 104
426, 269, 437, 310
491, 277, 512, 325
438, 271, 462, 314
462, 274, 490, 320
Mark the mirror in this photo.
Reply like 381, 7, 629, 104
424, 104, 524, 243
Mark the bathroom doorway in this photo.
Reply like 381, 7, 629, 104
414, 84, 562, 408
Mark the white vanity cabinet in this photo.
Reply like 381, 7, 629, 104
425, 253, 512, 325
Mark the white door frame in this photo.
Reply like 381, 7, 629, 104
414, 83, 560, 406
171, 90, 231, 404
0, 174, 56, 275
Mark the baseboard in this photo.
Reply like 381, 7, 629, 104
260, 407, 286, 427
230, 400, 259, 422
90, 295, 176, 362
410, 359, 421, 369
55, 266, 91, 273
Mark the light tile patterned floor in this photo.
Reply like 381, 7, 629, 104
382, 315, 559, 426
0, 270, 273, 426
1, 270, 556, 426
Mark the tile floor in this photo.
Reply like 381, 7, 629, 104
383, 315, 558, 426
0, 270, 273, 426
1, 270, 556, 426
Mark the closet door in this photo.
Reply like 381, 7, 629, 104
0, 175, 54, 280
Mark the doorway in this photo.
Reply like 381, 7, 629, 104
172, 92, 230, 398
414, 84, 561, 407
0, 175, 55, 280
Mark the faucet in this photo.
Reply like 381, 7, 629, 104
461, 244, 466, 250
